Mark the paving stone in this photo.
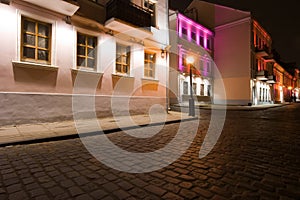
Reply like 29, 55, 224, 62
145, 185, 167, 196
162, 192, 184, 200
90, 189, 108, 200
179, 188, 197, 199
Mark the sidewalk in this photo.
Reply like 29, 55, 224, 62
0, 111, 195, 147
172, 102, 290, 111
0, 103, 290, 147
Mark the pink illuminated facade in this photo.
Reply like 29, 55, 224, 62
169, 11, 214, 105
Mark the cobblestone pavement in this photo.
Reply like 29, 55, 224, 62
0, 104, 300, 199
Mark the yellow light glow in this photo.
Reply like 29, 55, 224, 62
288, 86, 292, 90
186, 56, 194, 65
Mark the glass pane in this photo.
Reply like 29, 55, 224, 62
149, 71, 153, 77
38, 50, 48, 61
38, 37, 48, 48
77, 34, 85, 45
24, 20, 35, 33
124, 65, 128, 74
88, 48, 95, 58
77, 46, 85, 56
23, 47, 35, 59
116, 64, 121, 72
88, 37, 96, 47
38, 24, 49, 36
87, 58, 95, 68
121, 55, 127, 64
116, 55, 121, 63
24, 34, 35, 46
77, 57, 85, 67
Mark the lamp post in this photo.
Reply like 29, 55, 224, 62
186, 56, 195, 116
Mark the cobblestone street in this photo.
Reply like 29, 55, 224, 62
0, 104, 300, 200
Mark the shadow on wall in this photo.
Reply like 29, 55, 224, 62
13, 65, 58, 87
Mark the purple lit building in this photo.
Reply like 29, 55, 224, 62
169, 11, 214, 105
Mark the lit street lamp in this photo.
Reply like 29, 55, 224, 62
186, 56, 195, 116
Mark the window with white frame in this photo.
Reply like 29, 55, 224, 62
77, 32, 97, 69
21, 17, 51, 64
200, 84, 204, 96
144, 52, 156, 78
192, 83, 197, 94
183, 81, 188, 95
116, 43, 131, 74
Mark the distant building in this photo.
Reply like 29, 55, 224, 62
184, 0, 277, 105
169, 10, 214, 105
0, 0, 169, 125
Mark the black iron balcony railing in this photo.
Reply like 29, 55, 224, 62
106, 0, 151, 29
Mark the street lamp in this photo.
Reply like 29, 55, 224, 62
186, 56, 195, 116
288, 86, 293, 102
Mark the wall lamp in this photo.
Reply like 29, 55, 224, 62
161, 49, 165, 59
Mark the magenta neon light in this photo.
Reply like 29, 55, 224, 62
178, 13, 213, 36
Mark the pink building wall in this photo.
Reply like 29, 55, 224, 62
0, 0, 168, 125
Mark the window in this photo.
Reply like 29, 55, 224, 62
207, 85, 211, 96
200, 84, 204, 96
200, 35, 204, 47
116, 44, 130, 74
77, 33, 97, 69
183, 82, 188, 94
181, 27, 187, 38
199, 59, 204, 71
192, 83, 197, 94
144, 52, 156, 78
206, 61, 211, 72
191, 32, 196, 42
182, 54, 187, 68
206, 38, 211, 50
21, 17, 51, 64
144, 0, 156, 27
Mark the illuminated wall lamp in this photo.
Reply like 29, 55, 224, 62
161, 50, 165, 59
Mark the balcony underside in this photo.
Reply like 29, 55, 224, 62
256, 70, 268, 81
105, 18, 152, 40
21, 0, 79, 16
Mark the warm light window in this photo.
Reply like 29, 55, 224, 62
144, 52, 156, 78
21, 17, 51, 64
116, 44, 130, 74
77, 33, 97, 69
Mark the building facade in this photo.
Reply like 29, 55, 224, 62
184, 0, 277, 105
169, 11, 214, 105
0, 0, 169, 125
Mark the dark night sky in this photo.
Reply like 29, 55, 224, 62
170, 0, 300, 67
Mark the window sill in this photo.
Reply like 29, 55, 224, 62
112, 73, 134, 79
12, 61, 58, 71
71, 68, 103, 76
141, 77, 159, 82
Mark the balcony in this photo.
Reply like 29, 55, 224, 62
266, 75, 276, 84
21, 0, 79, 16
255, 45, 270, 58
256, 70, 268, 81
105, 0, 152, 39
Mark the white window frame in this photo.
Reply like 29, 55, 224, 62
16, 10, 57, 67
73, 27, 101, 73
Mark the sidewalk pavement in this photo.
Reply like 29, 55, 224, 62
0, 103, 290, 147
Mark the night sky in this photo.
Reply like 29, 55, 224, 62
170, 0, 300, 67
